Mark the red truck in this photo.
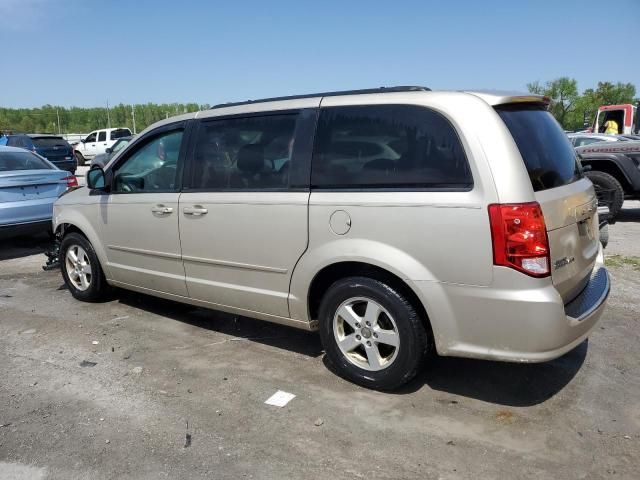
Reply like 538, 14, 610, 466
591, 103, 639, 135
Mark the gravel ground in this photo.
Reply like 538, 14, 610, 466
0, 203, 638, 480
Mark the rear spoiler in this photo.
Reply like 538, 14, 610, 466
465, 90, 550, 107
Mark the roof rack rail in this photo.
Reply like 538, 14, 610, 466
210, 85, 431, 109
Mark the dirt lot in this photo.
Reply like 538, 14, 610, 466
1, 203, 639, 480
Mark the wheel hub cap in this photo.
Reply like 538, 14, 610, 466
333, 296, 400, 372
65, 244, 92, 292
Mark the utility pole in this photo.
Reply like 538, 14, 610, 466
107, 100, 111, 128
131, 105, 137, 134
56, 108, 61, 134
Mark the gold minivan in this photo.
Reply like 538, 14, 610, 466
54, 86, 610, 390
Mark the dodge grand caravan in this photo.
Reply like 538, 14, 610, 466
53, 86, 610, 390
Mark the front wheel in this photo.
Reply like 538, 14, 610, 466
318, 276, 429, 390
60, 232, 110, 302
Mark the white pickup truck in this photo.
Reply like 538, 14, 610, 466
73, 127, 132, 165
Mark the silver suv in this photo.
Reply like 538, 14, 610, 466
54, 86, 610, 390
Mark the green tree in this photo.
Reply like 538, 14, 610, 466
526, 77, 579, 128
527, 79, 638, 131
0, 102, 208, 135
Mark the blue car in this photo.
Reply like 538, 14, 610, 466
3, 134, 76, 173
0, 146, 77, 239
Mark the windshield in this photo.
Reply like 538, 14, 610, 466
0, 150, 53, 171
32, 137, 70, 148
497, 105, 582, 191
112, 138, 130, 154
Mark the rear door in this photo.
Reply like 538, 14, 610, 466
497, 105, 599, 302
97, 130, 108, 154
179, 109, 316, 317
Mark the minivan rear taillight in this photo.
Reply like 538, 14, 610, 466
488, 202, 550, 277
62, 175, 78, 188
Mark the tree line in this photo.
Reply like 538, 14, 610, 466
0, 80, 637, 135
0, 102, 209, 135
527, 79, 637, 131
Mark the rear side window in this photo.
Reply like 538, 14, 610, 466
111, 128, 131, 140
189, 114, 298, 190
32, 137, 69, 148
98, 131, 107, 142
312, 105, 472, 189
497, 105, 581, 192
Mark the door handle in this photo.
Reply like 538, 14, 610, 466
183, 206, 208, 216
151, 205, 173, 215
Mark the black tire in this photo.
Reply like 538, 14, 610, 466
318, 276, 429, 391
599, 223, 609, 249
60, 232, 110, 302
585, 170, 625, 219
75, 152, 85, 166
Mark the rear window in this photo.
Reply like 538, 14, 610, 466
111, 129, 131, 140
312, 105, 472, 189
0, 151, 53, 171
32, 137, 70, 148
497, 105, 581, 192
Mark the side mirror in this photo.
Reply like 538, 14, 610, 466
105, 147, 112, 154
87, 167, 106, 190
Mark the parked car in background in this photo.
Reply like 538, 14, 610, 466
0, 146, 77, 239
53, 87, 609, 390
3, 134, 76, 173
74, 128, 132, 166
90, 135, 133, 168
567, 133, 628, 147
577, 140, 640, 219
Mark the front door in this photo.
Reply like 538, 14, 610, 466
99, 125, 188, 296
179, 110, 315, 317
83, 131, 98, 159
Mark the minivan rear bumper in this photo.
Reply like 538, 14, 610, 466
418, 247, 610, 363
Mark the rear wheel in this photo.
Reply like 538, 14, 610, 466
75, 152, 85, 166
585, 170, 624, 219
318, 276, 428, 390
60, 233, 110, 302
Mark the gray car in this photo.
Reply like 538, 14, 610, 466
90, 135, 133, 169
52, 86, 609, 390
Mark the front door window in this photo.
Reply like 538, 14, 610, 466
112, 130, 183, 193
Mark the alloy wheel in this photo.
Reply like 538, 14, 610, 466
333, 296, 400, 371
65, 245, 92, 291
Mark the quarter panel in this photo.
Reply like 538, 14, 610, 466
289, 191, 494, 322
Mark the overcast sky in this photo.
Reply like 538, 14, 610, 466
1, 0, 639, 108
